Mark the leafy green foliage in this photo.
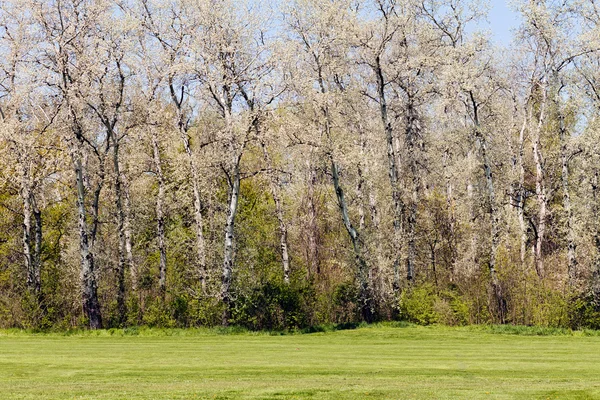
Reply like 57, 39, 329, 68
231, 281, 313, 331
569, 292, 600, 330
399, 283, 472, 326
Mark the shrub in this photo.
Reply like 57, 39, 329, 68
399, 283, 439, 325
189, 297, 224, 327
331, 281, 359, 323
569, 291, 600, 330
230, 281, 312, 331
437, 290, 470, 326
400, 283, 471, 326
142, 300, 175, 328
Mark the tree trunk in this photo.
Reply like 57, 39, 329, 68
306, 156, 320, 276
221, 163, 240, 325
32, 203, 42, 294
443, 149, 457, 282
517, 113, 528, 267
22, 179, 33, 289
558, 100, 576, 283
532, 87, 548, 279
21, 172, 42, 298
111, 133, 127, 325
330, 156, 373, 322
405, 96, 420, 282
470, 91, 506, 322
170, 82, 207, 292
32, 203, 42, 297
466, 148, 478, 275
123, 175, 136, 290
182, 133, 207, 293
477, 129, 505, 321
74, 152, 102, 330
374, 57, 403, 291
357, 162, 366, 231
313, 44, 373, 319
592, 168, 600, 294
260, 141, 290, 284
152, 132, 168, 296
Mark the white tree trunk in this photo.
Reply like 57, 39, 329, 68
73, 148, 102, 330
470, 92, 505, 322
306, 159, 320, 276
532, 87, 548, 279
517, 113, 528, 267
221, 163, 240, 325
123, 175, 136, 290
443, 149, 457, 282
330, 156, 373, 322
21, 168, 42, 298
181, 133, 207, 292
152, 131, 168, 295
111, 132, 127, 325
261, 141, 290, 284
592, 169, 600, 294
170, 83, 207, 291
374, 58, 403, 291
405, 97, 420, 282
557, 99, 577, 282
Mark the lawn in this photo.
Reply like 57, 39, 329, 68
1, 325, 600, 399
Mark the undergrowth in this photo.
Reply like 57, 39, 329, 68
3, 321, 600, 337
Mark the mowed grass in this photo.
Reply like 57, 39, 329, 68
2, 325, 600, 399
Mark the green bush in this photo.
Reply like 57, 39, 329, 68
436, 290, 470, 326
189, 297, 224, 327
142, 300, 175, 328
569, 292, 600, 330
172, 296, 189, 326
331, 281, 359, 323
230, 281, 312, 331
399, 283, 439, 325
400, 283, 471, 326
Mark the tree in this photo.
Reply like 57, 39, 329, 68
138, 0, 209, 292
285, 0, 375, 321
0, 3, 58, 305
32, 0, 119, 329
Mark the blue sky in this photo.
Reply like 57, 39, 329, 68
488, 0, 520, 44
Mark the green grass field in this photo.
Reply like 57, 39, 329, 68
2, 325, 600, 399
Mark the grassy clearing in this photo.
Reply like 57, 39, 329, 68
2, 324, 600, 399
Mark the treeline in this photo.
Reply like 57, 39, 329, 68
2, 0, 600, 330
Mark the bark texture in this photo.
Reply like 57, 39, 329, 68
470, 91, 506, 322
152, 131, 168, 295
532, 85, 548, 278
374, 56, 403, 291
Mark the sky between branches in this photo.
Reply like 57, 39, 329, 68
489, 0, 520, 44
